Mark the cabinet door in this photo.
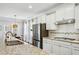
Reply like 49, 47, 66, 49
75, 5, 79, 29
41, 15, 46, 23
43, 39, 47, 51
38, 15, 46, 24
43, 39, 52, 54
46, 12, 57, 30
56, 8, 64, 21
60, 46, 71, 55
72, 43, 79, 55
64, 5, 75, 20
50, 13, 57, 30
56, 4, 75, 21
43, 42, 48, 52
59, 41, 72, 55
52, 44, 60, 55
43, 42, 52, 54
46, 43, 52, 54
72, 49, 79, 55
46, 15, 51, 30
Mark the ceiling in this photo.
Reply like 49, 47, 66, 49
0, 3, 58, 20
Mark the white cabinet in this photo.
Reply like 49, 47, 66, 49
43, 38, 79, 55
72, 49, 79, 55
37, 15, 46, 24
40, 15, 46, 23
60, 46, 71, 55
32, 17, 39, 24
52, 40, 60, 55
46, 15, 50, 30
56, 7, 64, 21
43, 37, 79, 55
75, 5, 79, 29
43, 38, 52, 54
52, 44, 60, 55
52, 40, 71, 55
72, 44, 79, 55
64, 4, 75, 20
56, 4, 75, 21
46, 12, 57, 30
59, 41, 72, 55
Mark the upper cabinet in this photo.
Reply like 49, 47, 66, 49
64, 4, 75, 20
46, 12, 57, 30
56, 7, 65, 21
75, 4, 79, 29
40, 15, 46, 23
56, 4, 75, 22
32, 17, 38, 24
32, 15, 46, 24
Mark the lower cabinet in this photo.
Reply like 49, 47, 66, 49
72, 49, 79, 55
59, 41, 72, 55
60, 46, 71, 55
43, 38, 79, 55
43, 38, 52, 54
72, 44, 79, 55
52, 42, 71, 55
52, 44, 60, 55
43, 43, 52, 54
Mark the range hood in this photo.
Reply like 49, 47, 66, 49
55, 18, 75, 25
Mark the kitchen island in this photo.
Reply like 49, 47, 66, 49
0, 43, 47, 55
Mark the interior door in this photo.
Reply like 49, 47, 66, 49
24, 20, 32, 44
24, 22, 28, 42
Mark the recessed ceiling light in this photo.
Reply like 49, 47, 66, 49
28, 5, 32, 9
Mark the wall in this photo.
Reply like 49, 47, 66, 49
16, 22, 23, 36
0, 19, 23, 48
48, 23, 79, 40
24, 20, 33, 44
0, 22, 5, 47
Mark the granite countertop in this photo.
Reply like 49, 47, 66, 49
0, 43, 47, 55
54, 39, 79, 44
43, 37, 79, 44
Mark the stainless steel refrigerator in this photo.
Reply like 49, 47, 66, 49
32, 23, 48, 49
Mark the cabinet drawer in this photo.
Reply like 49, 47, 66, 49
60, 46, 72, 55
72, 44, 79, 49
72, 49, 79, 55
58, 41, 71, 48
52, 40, 60, 45
59, 41, 71, 45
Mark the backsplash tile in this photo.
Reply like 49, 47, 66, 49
49, 24, 79, 40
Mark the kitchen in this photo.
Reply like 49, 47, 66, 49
0, 3, 79, 55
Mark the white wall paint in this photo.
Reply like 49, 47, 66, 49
0, 19, 23, 47
0, 22, 5, 47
